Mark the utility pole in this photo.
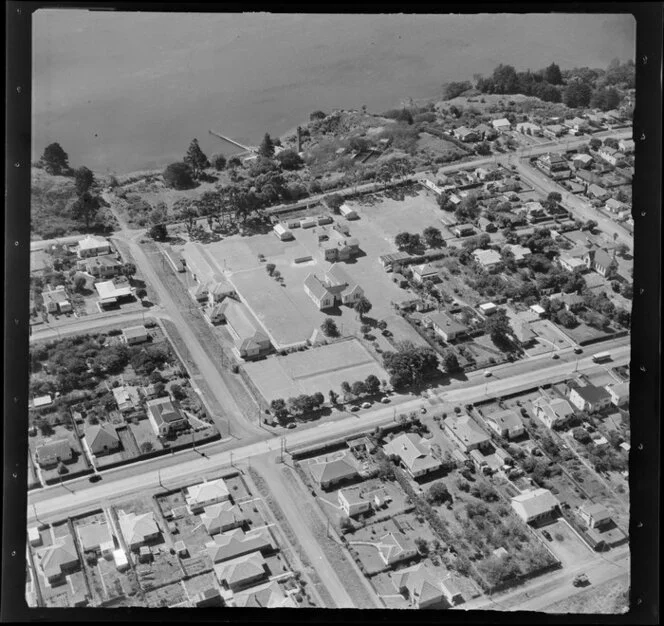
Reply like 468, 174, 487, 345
157, 469, 165, 490
32, 504, 44, 527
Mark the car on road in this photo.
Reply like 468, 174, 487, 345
551, 353, 560, 360
574, 347, 583, 354
350, 405, 360, 412
483, 371, 492, 377
573, 573, 590, 587
89, 474, 102, 483
361, 402, 372, 409
381, 397, 391, 404
542, 530, 553, 541
286, 422, 297, 429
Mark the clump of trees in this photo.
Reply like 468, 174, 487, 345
163, 162, 195, 190
321, 317, 339, 337
382, 341, 440, 389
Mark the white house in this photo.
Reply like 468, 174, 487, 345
511, 488, 559, 525
339, 204, 359, 220
492, 118, 511, 132
273, 223, 294, 241
568, 384, 612, 413
605, 382, 629, 407
76, 235, 112, 259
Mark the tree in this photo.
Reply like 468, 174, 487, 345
354, 296, 372, 320
563, 80, 592, 108
276, 149, 304, 171
423, 226, 444, 248
591, 86, 621, 111
310, 110, 327, 121
321, 317, 339, 337
475, 141, 491, 156
383, 342, 440, 388
122, 263, 137, 280
210, 153, 227, 171
170, 383, 187, 400
71, 192, 101, 229
395, 108, 414, 124
163, 162, 195, 189
442, 351, 461, 373
364, 374, 381, 395
325, 194, 344, 213
149, 223, 168, 241
75, 166, 95, 196
57, 461, 69, 476
40, 142, 70, 175
547, 191, 562, 204
340, 381, 351, 395
329, 389, 339, 405
270, 398, 289, 421
351, 381, 367, 397
377, 458, 395, 480
73, 275, 87, 293
184, 138, 210, 179
543, 62, 563, 85
427, 482, 451, 505
589, 138, 602, 151
140, 441, 155, 454
149, 202, 168, 225
485, 309, 514, 352
136, 288, 147, 300
258, 133, 275, 158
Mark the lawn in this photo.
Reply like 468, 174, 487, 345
538, 519, 595, 569
243, 339, 388, 404
30, 425, 91, 484
144, 581, 187, 608
417, 132, 467, 159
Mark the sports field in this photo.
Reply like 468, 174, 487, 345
243, 339, 388, 403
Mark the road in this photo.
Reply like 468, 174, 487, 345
461, 544, 630, 612
28, 340, 630, 522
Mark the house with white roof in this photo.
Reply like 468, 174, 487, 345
444, 414, 491, 453
76, 235, 112, 259
484, 409, 524, 440
473, 249, 502, 271
383, 433, 442, 479
491, 118, 511, 132
605, 382, 629, 407
510, 488, 559, 525
185, 479, 230, 513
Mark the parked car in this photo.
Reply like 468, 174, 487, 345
350, 405, 360, 412
483, 371, 492, 378
286, 422, 297, 429
574, 347, 583, 354
361, 402, 372, 409
551, 353, 560, 360
89, 474, 102, 483
542, 530, 553, 541
573, 573, 590, 587
381, 397, 391, 404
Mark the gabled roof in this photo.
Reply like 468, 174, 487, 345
572, 384, 611, 404
78, 235, 110, 251
85, 424, 120, 455
395, 564, 445, 606
412, 263, 440, 277
214, 551, 267, 586
383, 433, 441, 474
326, 263, 356, 289
487, 409, 522, 432
304, 274, 330, 300
511, 488, 559, 519
146, 397, 185, 425
533, 396, 575, 420
206, 528, 273, 563
593, 249, 615, 270
122, 325, 148, 339
77, 522, 112, 552
200, 501, 245, 534
309, 455, 358, 485
605, 381, 629, 398
377, 531, 416, 564
444, 414, 491, 447
426, 311, 467, 335
36, 439, 72, 463
234, 580, 296, 608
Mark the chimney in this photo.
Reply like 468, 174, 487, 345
296, 126, 302, 153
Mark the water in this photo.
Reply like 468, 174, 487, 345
32, 11, 635, 174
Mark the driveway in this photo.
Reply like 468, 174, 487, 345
539, 519, 595, 569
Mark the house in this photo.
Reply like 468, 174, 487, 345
444, 414, 491, 453
113, 549, 129, 571
516, 122, 541, 136
146, 397, 189, 437
43, 287, 72, 314
317, 214, 333, 226
338, 487, 374, 517
478, 302, 498, 316
309, 454, 359, 490
189, 281, 210, 303
453, 126, 479, 142
529, 304, 546, 318
379, 251, 412, 271
76, 235, 112, 258
453, 224, 475, 237
618, 138, 634, 154
28, 526, 43, 548
583, 248, 616, 277
35, 439, 73, 468
200, 502, 246, 535
550, 292, 585, 312
473, 249, 502, 271
185, 478, 230, 513
377, 531, 418, 566
477, 217, 497, 233
485, 409, 524, 440
273, 223, 294, 241
85, 424, 121, 456
207, 278, 236, 305
214, 551, 269, 592
422, 176, 444, 195
117, 510, 161, 551
474, 123, 496, 140
578, 503, 612, 529
95, 279, 133, 306
605, 382, 629, 407
206, 528, 275, 564
32, 394, 53, 409
36, 535, 79, 585
564, 117, 589, 133
558, 252, 588, 273
304, 264, 364, 310
339, 204, 359, 219
532, 396, 575, 428
424, 311, 467, 342
598, 146, 622, 166
300, 216, 317, 229
542, 124, 566, 139
605, 198, 627, 214
510, 488, 559, 525
320, 231, 360, 262
572, 153, 594, 169
181, 242, 222, 285
568, 384, 612, 413
491, 118, 511, 132
213, 298, 272, 359
394, 564, 447, 609
76, 522, 113, 555
411, 263, 441, 284
192, 588, 224, 608
122, 325, 149, 345
537, 153, 570, 179
586, 184, 610, 202
234, 580, 298, 608
503, 244, 532, 264
112, 385, 142, 415
513, 318, 537, 344
383, 433, 442, 478
82, 255, 123, 279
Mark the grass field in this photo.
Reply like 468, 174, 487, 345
243, 339, 388, 403
541, 574, 629, 614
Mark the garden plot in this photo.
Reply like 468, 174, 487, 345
144, 581, 187, 608
29, 424, 90, 484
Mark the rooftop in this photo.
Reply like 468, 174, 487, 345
383, 433, 441, 474
444, 414, 491, 447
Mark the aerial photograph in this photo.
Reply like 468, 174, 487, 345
25, 9, 636, 613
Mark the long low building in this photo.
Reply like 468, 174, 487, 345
510, 488, 559, 525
